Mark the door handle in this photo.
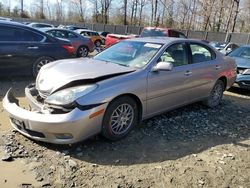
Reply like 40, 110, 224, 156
28, 46, 39, 49
185, 71, 192, 76
4, 54, 12, 57
215, 65, 221, 70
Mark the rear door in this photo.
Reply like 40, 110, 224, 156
186, 42, 218, 101
147, 42, 194, 116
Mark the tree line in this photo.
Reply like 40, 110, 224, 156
0, 0, 249, 32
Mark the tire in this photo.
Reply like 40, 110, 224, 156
77, 46, 89, 57
203, 80, 225, 108
102, 96, 139, 141
32, 56, 54, 77
95, 40, 102, 47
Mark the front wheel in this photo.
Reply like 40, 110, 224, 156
32, 56, 53, 77
102, 96, 139, 141
203, 80, 225, 108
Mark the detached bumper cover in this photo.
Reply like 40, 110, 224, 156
3, 89, 106, 144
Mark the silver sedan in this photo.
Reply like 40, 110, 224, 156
3, 37, 237, 144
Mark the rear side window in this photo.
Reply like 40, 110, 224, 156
47, 30, 66, 38
141, 29, 166, 37
190, 43, 216, 63
68, 32, 77, 38
0, 26, 44, 42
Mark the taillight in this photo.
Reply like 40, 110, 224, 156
62, 45, 75, 55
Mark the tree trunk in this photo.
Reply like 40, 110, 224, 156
231, 0, 240, 32
217, 0, 224, 32
124, 0, 127, 25
225, 0, 235, 32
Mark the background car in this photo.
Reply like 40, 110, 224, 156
75, 29, 103, 47
0, 21, 74, 76
64, 25, 88, 31
99, 31, 110, 44
140, 27, 187, 38
41, 28, 94, 57
28, 22, 54, 29
105, 27, 186, 48
0, 17, 12, 21
3, 38, 236, 144
227, 45, 250, 89
210, 41, 239, 54
105, 34, 137, 48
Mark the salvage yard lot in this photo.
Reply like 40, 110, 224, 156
0, 77, 250, 188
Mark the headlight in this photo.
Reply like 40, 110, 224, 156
242, 69, 250, 75
45, 85, 97, 105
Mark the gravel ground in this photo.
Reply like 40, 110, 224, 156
0, 77, 250, 188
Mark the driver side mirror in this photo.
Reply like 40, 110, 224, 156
152, 62, 173, 72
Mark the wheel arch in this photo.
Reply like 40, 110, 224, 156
218, 76, 227, 90
77, 44, 89, 51
109, 93, 143, 123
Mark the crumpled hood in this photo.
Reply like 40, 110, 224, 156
232, 57, 250, 68
36, 58, 135, 94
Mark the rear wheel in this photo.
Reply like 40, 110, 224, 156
102, 96, 138, 141
32, 56, 53, 77
77, 46, 89, 57
203, 80, 225, 108
95, 40, 102, 47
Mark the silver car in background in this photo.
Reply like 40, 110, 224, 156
227, 45, 250, 89
3, 38, 236, 144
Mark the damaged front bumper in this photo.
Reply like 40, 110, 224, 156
3, 87, 107, 144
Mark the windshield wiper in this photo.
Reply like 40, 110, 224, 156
115, 63, 129, 67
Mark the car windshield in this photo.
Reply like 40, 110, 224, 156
93, 41, 162, 68
227, 47, 250, 59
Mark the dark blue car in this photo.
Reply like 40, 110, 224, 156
0, 21, 74, 76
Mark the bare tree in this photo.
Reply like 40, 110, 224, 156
138, 0, 146, 26
124, 0, 127, 25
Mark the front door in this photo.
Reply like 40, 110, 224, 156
147, 42, 193, 116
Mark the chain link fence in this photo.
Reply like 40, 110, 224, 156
11, 17, 250, 45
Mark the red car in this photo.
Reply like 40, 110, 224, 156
105, 34, 138, 48
105, 27, 186, 48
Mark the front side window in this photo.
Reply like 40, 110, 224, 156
94, 41, 162, 68
159, 43, 188, 67
190, 44, 215, 63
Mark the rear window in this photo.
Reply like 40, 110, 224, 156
0, 26, 44, 42
141, 29, 166, 37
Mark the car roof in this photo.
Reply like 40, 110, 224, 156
126, 37, 207, 45
0, 20, 25, 26
75, 29, 97, 33
28, 22, 53, 25
41, 28, 74, 32
0, 20, 57, 39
